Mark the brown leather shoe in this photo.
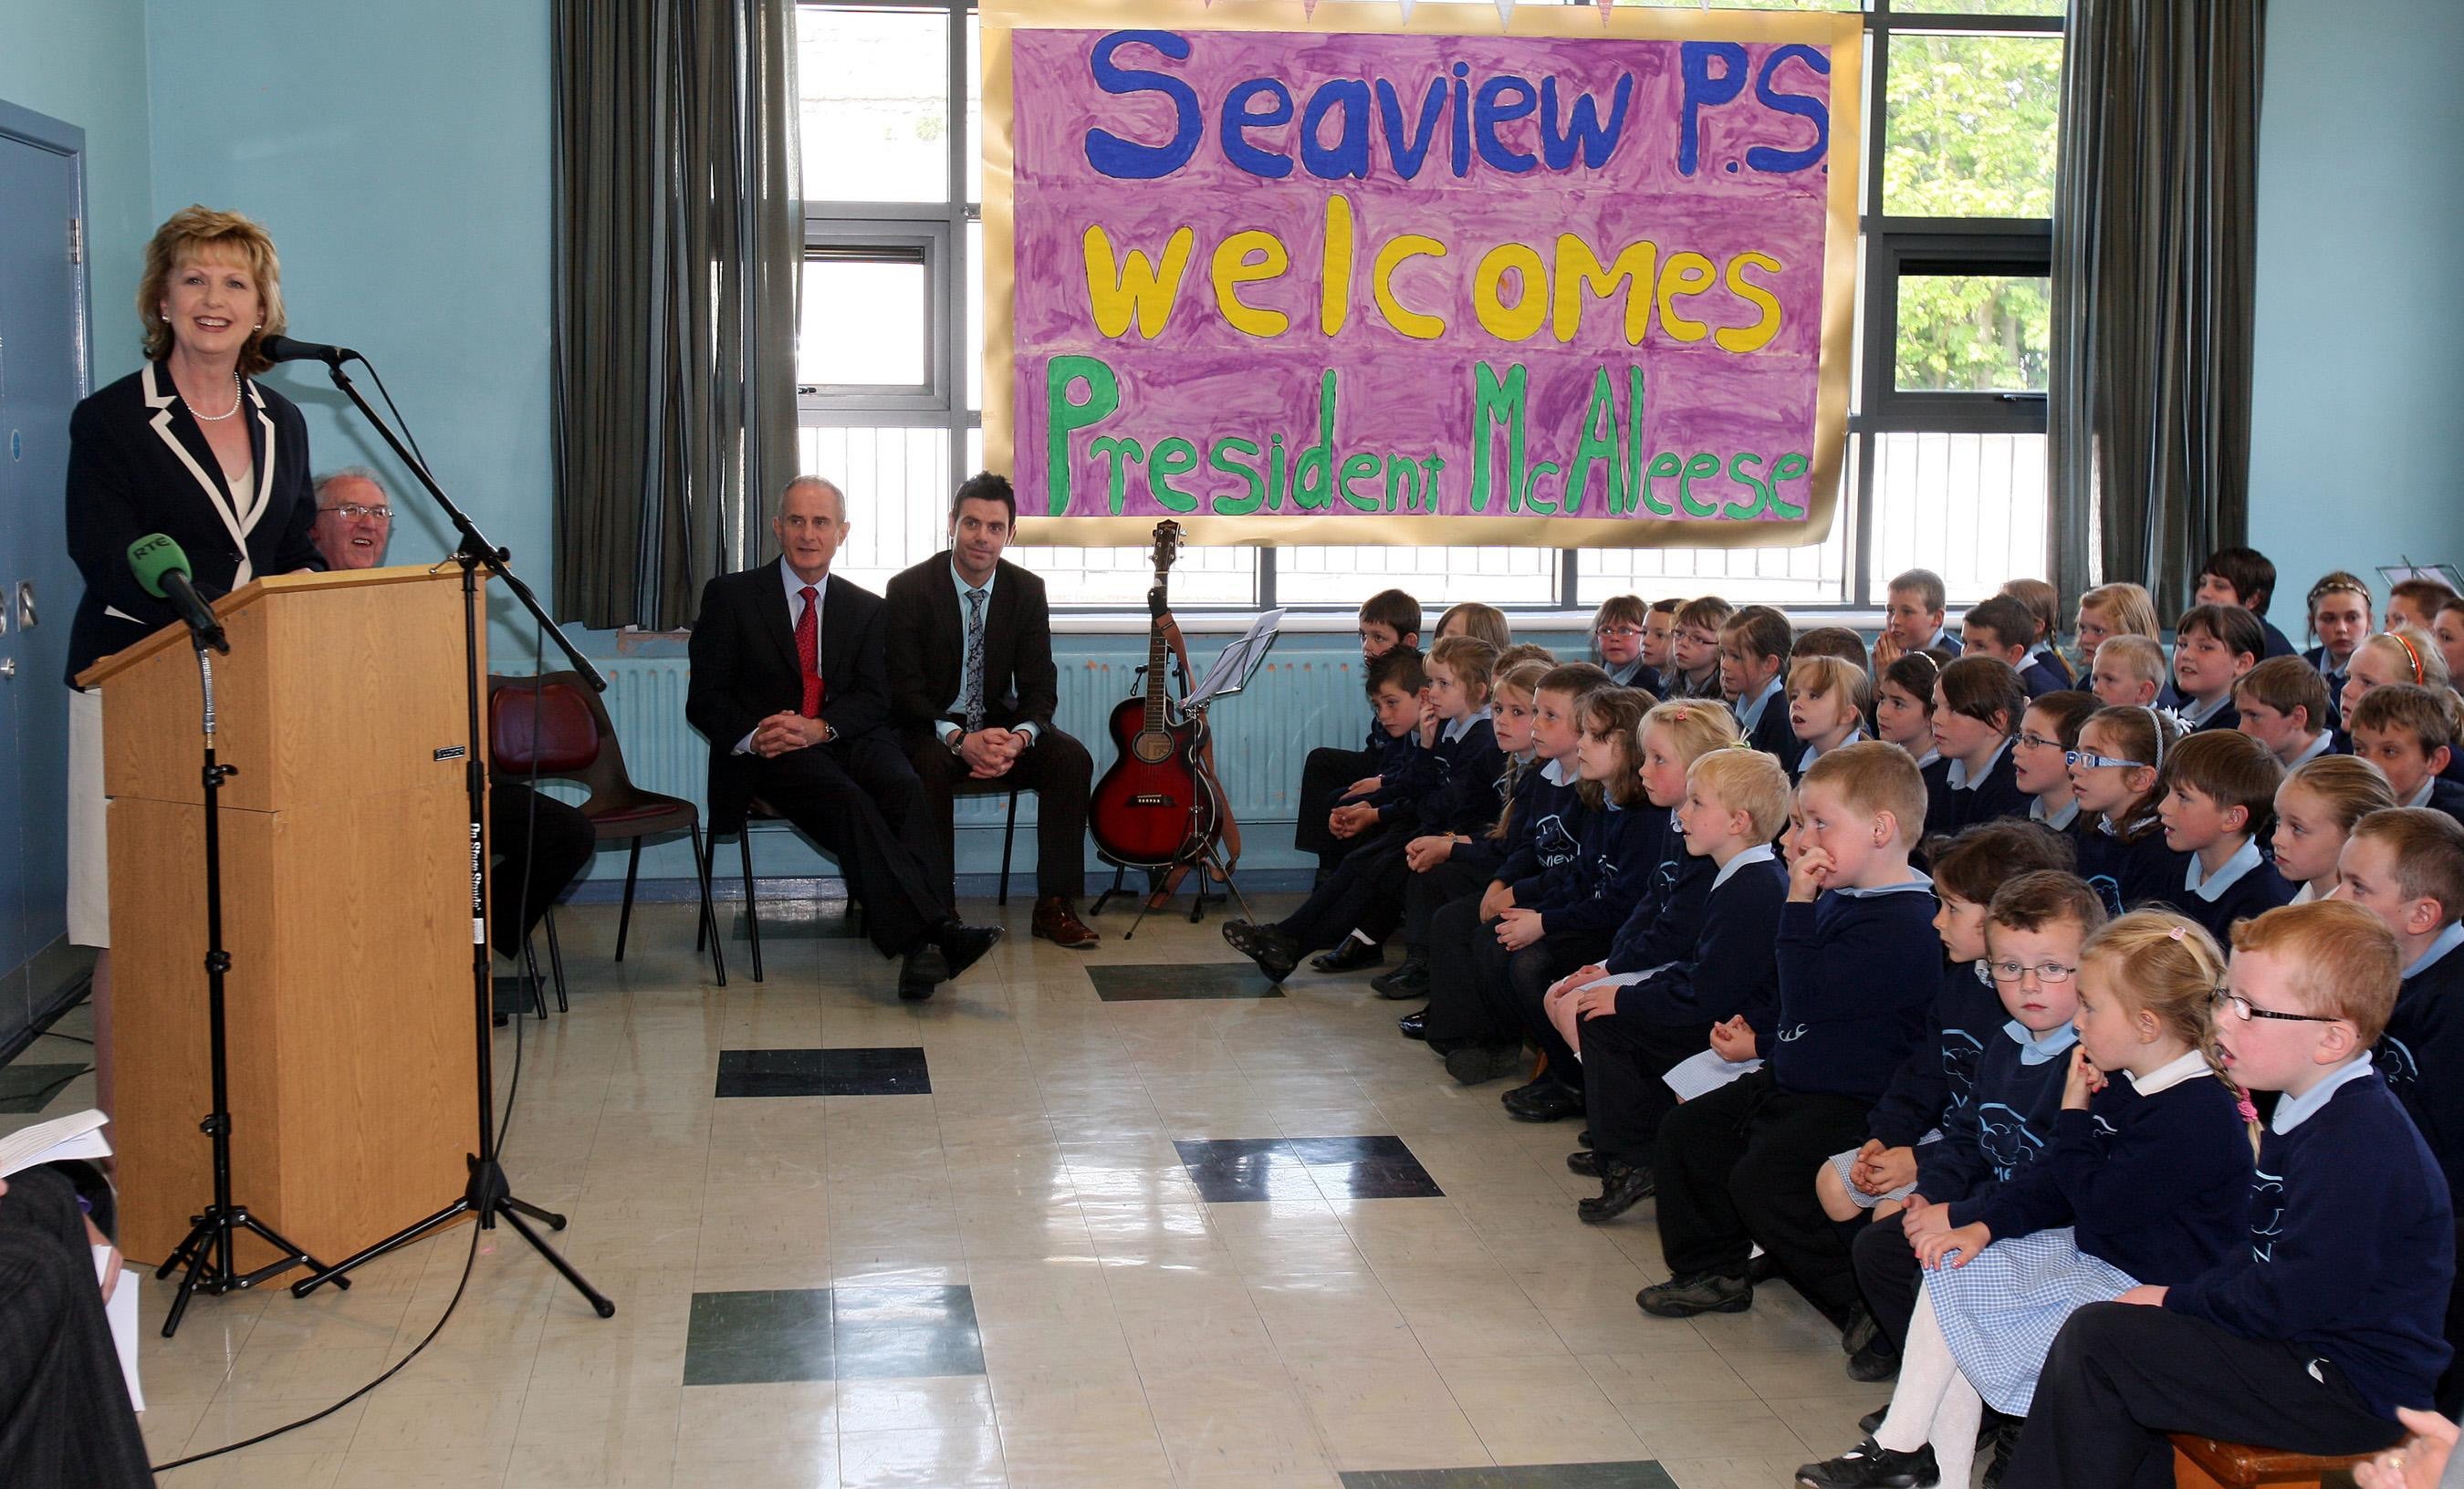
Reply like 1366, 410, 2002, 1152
1032, 896, 1101, 949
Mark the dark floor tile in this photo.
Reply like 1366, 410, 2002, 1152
0, 1063, 90, 1114
1339, 1464, 1675, 1489
1088, 963, 1284, 1001
683, 1288, 836, 1387
715, 1046, 930, 1099
1175, 1135, 1444, 1203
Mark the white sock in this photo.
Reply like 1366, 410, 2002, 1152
1347, 929, 1374, 946
1874, 1288, 1986, 1485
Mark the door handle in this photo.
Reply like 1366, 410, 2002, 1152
0, 658, 16, 679
15, 580, 34, 630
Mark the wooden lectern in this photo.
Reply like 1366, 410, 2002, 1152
78, 565, 482, 1267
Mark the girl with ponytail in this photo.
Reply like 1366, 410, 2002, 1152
1797, 911, 2258, 1489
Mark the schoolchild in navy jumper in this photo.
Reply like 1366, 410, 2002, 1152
1874, 568, 1955, 672
1962, 594, 2069, 702
1925, 657, 2034, 839
2329, 807, 2464, 1410
1721, 604, 1800, 761
2002, 902, 2454, 1489
1380, 658, 1548, 1003
1873, 652, 1952, 814
2271, 756, 2395, 907
1832, 821, 2083, 1369
1638, 742, 1945, 1323
2068, 704, 2193, 920
1665, 595, 1734, 701
2015, 691, 2097, 837
1805, 910, 2258, 1489
1590, 593, 1656, 692
2300, 570, 2374, 735
1551, 744, 1791, 1220
2350, 683, 2464, 828
2233, 655, 2340, 772
2156, 729, 2295, 947
1294, 589, 1420, 877
1224, 639, 1500, 982
1449, 687, 1662, 1088
1502, 701, 1739, 1125
1419, 664, 1607, 1057
1999, 579, 2077, 692
2197, 546, 2302, 661
1785, 656, 1870, 786
2172, 603, 2266, 734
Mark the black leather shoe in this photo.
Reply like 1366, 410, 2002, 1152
934, 922, 1003, 981
1372, 958, 1430, 998
1503, 1081, 1583, 1123
1846, 1331, 1902, 1382
898, 945, 944, 1001
1221, 920, 1300, 982
1565, 1148, 1603, 1178
1577, 1159, 1655, 1223
1310, 937, 1383, 974
1397, 1009, 1428, 1041
1499, 1076, 1552, 1107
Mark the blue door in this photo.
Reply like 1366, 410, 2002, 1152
0, 100, 93, 1049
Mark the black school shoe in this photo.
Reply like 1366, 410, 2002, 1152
1635, 1270, 1751, 1317
1372, 957, 1430, 998
1502, 1080, 1583, 1123
1566, 1148, 1603, 1178
1398, 1009, 1428, 1041
1311, 936, 1383, 974
1980, 1416, 2021, 1487
1577, 1160, 1655, 1222
1444, 1043, 1526, 1085
1846, 1329, 1902, 1382
1794, 1437, 1939, 1488
1221, 920, 1300, 982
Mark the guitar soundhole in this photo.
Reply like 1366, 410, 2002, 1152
1132, 731, 1175, 765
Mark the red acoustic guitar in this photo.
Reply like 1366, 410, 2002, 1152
1089, 522, 1219, 869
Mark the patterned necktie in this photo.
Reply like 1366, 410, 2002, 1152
796, 585, 823, 718
961, 587, 987, 734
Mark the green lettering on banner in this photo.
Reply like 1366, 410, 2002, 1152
1045, 354, 1120, 515
1209, 438, 1266, 514
1768, 453, 1810, 518
1724, 451, 1770, 517
1520, 460, 1561, 515
1638, 451, 1681, 516
1291, 370, 1338, 511
1383, 454, 1421, 512
1566, 367, 1623, 516
1621, 369, 1647, 516
1089, 436, 1146, 515
1676, 452, 1721, 517
1470, 361, 1529, 514
1340, 453, 1383, 511
1149, 437, 1200, 513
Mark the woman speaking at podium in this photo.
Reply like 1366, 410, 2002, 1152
61, 206, 322, 1120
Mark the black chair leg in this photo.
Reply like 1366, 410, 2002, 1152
519, 937, 548, 1019
618, 838, 642, 962
542, 906, 569, 1013
690, 824, 726, 987
739, 828, 765, 984
999, 789, 1021, 907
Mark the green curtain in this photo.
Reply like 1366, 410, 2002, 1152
552, 0, 801, 630
2047, 0, 2265, 618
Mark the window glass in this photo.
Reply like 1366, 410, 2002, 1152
799, 6, 951, 203
1866, 430, 2050, 601
1895, 273, 2051, 392
799, 255, 929, 389
1883, 33, 2062, 217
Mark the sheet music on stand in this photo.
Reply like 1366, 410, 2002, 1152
1185, 609, 1286, 710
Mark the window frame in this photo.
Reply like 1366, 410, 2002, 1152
797, 0, 2066, 615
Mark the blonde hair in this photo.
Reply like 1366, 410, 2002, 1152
2096, 634, 2168, 689
1429, 635, 1499, 706
1788, 654, 1872, 716
2081, 911, 2256, 1156
1491, 659, 1550, 707
2078, 583, 2162, 642
1495, 642, 1556, 672
2230, 901, 2403, 1049
2349, 807, 2464, 928
2281, 755, 2397, 836
1641, 698, 1744, 767
1434, 602, 1512, 651
139, 205, 287, 372
1688, 747, 1791, 843
1799, 740, 1929, 847
2357, 628, 2451, 691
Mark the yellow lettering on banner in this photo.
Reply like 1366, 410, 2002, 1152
1211, 231, 1292, 337
1372, 234, 1448, 340
1717, 252, 1784, 353
1552, 236, 1658, 346
1472, 244, 1549, 343
1656, 251, 1717, 344
1321, 193, 1355, 337
1081, 224, 1195, 340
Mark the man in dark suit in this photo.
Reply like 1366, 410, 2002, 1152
885, 473, 1099, 948
685, 476, 1000, 999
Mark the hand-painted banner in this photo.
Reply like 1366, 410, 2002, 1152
981, 0, 1860, 548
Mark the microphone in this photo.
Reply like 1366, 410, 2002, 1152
127, 534, 230, 653
256, 333, 358, 366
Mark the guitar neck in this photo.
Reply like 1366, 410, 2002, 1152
1144, 585, 1172, 732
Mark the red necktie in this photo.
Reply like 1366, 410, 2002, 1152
796, 586, 824, 717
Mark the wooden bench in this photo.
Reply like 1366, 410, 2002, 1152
2173, 1434, 2372, 1488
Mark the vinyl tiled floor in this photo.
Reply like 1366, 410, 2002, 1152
2, 893, 1916, 1488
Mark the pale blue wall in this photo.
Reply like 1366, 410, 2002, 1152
2246, 0, 2464, 613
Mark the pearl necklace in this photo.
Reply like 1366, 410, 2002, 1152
188, 373, 244, 422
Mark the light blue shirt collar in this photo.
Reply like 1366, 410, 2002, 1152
2004, 1019, 2081, 1066
2023, 641, 2057, 669
2407, 776, 2439, 810
950, 557, 996, 605
1735, 675, 1783, 733
1832, 870, 1936, 900
2177, 691, 2233, 727
2290, 730, 2334, 768
1542, 755, 1577, 787
1712, 842, 1776, 890
1947, 737, 2011, 792
2186, 836, 2264, 901
779, 557, 828, 612
1442, 706, 1491, 744
1914, 747, 1943, 770
2406, 921, 2464, 979
1798, 728, 1865, 775
2031, 796, 2081, 832
2271, 1052, 2375, 1134
1604, 657, 1644, 687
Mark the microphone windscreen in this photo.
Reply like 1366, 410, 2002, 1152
127, 532, 191, 600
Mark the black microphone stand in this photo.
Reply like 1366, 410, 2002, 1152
156, 636, 341, 1337
289, 358, 613, 1319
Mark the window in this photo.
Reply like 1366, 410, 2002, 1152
795, 0, 2063, 609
